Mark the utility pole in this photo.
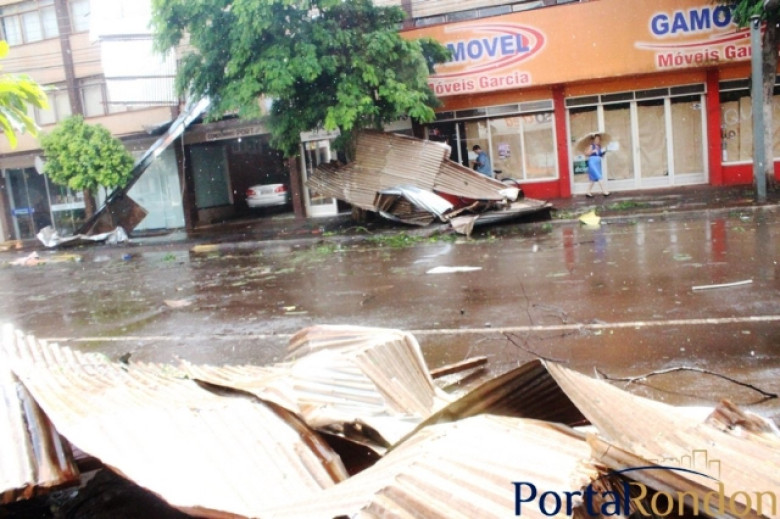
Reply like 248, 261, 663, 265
750, 15, 767, 203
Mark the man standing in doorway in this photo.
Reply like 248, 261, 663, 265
472, 145, 492, 177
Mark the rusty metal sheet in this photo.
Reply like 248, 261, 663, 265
264, 415, 598, 519
449, 199, 553, 236
306, 132, 520, 215
434, 159, 512, 200
3, 326, 348, 518
0, 325, 79, 504
546, 362, 780, 518
412, 360, 588, 435
80, 193, 148, 236
185, 325, 451, 447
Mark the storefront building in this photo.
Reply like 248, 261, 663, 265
403, 0, 780, 198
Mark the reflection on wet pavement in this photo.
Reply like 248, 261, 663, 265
0, 210, 777, 416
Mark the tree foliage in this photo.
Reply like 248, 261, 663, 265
40, 115, 135, 194
0, 40, 48, 148
151, 0, 450, 156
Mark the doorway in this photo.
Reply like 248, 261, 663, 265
567, 86, 708, 194
300, 138, 339, 217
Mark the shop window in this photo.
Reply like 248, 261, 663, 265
464, 112, 557, 181
637, 99, 668, 179
569, 106, 597, 184
671, 95, 704, 175
0, 0, 58, 46
70, 0, 90, 33
603, 103, 634, 181
719, 86, 780, 163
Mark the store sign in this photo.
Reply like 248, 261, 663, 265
403, 0, 752, 97
635, 5, 749, 70
428, 22, 545, 96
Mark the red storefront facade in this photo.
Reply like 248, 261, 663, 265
404, 0, 780, 199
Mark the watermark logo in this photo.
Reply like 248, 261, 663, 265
512, 449, 776, 517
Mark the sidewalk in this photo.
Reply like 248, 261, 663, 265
2, 184, 777, 257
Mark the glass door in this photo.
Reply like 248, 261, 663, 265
301, 138, 338, 217
637, 98, 670, 187
5, 167, 51, 239
569, 106, 598, 190
603, 103, 635, 185
670, 95, 706, 184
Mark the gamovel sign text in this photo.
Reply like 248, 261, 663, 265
428, 23, 545, 95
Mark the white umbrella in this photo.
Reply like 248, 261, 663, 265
575, 131, 612, 155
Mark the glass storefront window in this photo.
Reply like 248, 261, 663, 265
567, 85, 706, 190
671, 95, 704, 175
569, 106, 597, 185
603, 103, 634, 181
637, 99, 668, 179
462, 113, 557, 181
719, 87, 780, 163
521, 113, 556, 179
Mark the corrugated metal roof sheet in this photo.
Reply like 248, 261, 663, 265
547, 362, 780, 518
3, 326, 347, 518
264, 415, 597, 519
185, 325, 451, 447
414, 360, 588, 434
0, 326, 79, 504
306, 132, 516, 215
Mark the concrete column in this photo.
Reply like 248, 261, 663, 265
53, 0, 83, 116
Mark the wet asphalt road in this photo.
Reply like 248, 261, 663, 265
1, 207, 778, 417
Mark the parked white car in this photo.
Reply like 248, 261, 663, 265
246, 183, 290, 209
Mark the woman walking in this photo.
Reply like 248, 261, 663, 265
585, 134, 610, 197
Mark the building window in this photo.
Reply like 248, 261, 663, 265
78, 77, 130, 117
429, 101, 558, 182
35, 85, 72, 125
70, 0, 89, 33
0, 0, 58, 46
719, 81, 780, 163
81, 78, 105, 117
464, 114, 556, 181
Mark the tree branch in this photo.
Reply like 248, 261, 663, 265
595, 366, 777, 399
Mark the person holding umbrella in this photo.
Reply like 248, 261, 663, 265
585, 133, 610, 197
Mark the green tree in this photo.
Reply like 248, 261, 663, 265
40, 115, 135, 217
151, 0, 450, 157
716, 0, 779, 190
0, 40, 48, 148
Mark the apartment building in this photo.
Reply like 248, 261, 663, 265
0, 0, 290, 243
0, 0, 189, 242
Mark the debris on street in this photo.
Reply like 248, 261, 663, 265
692, 279, 754, 291
426, 266, 482, 274
7, 251, 82, 266
2, 323, 779, 518
578, 209, 601, 227
307, 131, 551, 234
36, 225, 129, 248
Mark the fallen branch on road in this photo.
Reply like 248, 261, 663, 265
595, 366, 777, 399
